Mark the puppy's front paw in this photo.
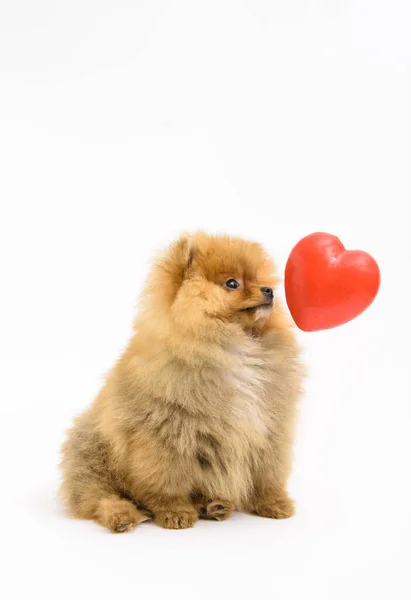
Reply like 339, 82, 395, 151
254, 494, 295, 519
155, 509, 198, 530
197, 500, 233, 521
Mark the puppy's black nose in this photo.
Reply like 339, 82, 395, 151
261, 286, 274, 298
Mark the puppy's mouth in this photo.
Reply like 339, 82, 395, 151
242, 300, 273, 313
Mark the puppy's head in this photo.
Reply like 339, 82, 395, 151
146, 233, 279, 335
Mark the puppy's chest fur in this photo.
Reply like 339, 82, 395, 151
154, 343, 275, 458
224, 344, 270, 437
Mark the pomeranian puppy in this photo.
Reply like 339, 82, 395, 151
60, 233, 303, 531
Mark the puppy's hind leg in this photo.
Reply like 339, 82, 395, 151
95, 492, 151, 533
62, 472, 151, 533
60, 418, 150, 533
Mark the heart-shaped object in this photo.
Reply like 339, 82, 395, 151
285, 232, 380, 332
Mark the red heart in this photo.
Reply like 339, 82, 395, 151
285, 233, 380, 332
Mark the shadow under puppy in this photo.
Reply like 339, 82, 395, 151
60, 233, 304, 531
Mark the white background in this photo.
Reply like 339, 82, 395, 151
0, 1, 410, 599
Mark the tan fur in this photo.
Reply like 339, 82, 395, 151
60, 233, 304, 531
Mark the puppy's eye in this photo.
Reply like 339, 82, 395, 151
225, 278, 240, 290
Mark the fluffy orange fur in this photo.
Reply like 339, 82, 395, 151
60, 233, 304, 531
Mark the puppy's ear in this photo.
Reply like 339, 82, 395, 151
169, 234, 197, 271
155, 234, 197, 299
185, 236, 196, 269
